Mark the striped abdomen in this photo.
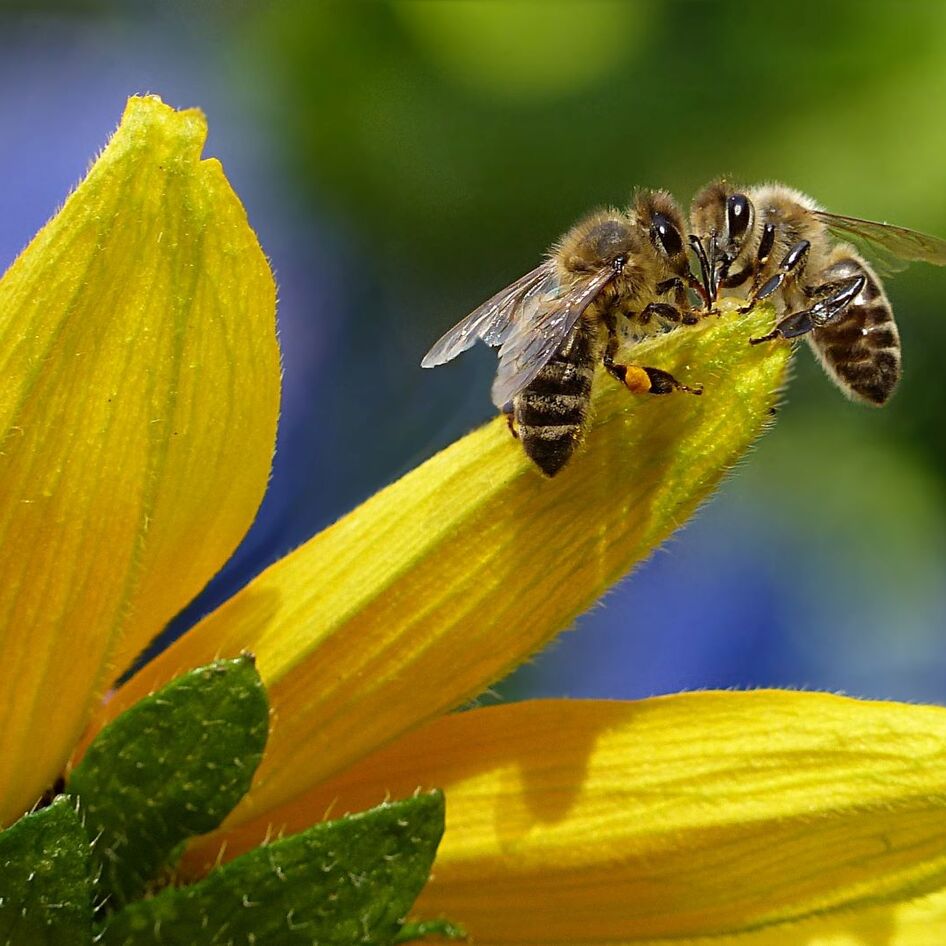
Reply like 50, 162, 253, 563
514, 319, 598, 476
808, 254, 901, 405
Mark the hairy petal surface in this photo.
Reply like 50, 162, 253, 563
0, 96, 279, 823
184, 692, 946, 944
108, 302, 787, 822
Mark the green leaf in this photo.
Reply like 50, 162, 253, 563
0, 796, 92, 945
96, 792, 445, 946
66, 655, 268, 909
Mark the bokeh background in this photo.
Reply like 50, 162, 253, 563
3, 1, 946, 703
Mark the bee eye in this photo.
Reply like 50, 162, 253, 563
726, 194, 752, 241
651, 212, 683, 257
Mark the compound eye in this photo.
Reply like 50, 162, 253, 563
651, 212, 683, 257
726, 194, 752, 241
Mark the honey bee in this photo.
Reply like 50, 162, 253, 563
690, 180, 946, 405
421, 191, 706, 476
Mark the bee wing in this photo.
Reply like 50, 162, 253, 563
490, 266, 615, 408
814, 210, 946, 269
420, 263, 554, 368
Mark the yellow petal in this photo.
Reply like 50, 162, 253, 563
182, 692, 946, 943
106, 302, 787, 822
0, 96, 279, 823
756, 888, 946, 946
630, 887, 946, 945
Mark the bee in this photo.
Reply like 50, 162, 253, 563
421, 191, 706, 476
689, 180, 946, 405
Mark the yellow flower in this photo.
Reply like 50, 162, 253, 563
5, 94, 946, 943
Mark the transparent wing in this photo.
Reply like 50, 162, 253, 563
420, 263, 553, 367
814, 210, 946, 268
490, 266, 615, 407
832, 241, 907, 280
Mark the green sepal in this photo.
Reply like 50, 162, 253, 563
0, 796, 93, 944
66, 655, 268, 909
95, 791, 445, 946
394, 918, 467, 942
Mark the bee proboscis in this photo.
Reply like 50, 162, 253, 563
422, 191, 706, 477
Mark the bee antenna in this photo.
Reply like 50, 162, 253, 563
688, 234, 714, 307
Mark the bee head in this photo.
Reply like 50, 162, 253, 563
633, 190, 689, 275
690, 180, 755, 295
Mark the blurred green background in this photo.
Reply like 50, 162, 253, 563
3, 0, 946, 702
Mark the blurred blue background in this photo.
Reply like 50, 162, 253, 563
4, 1, 946, 704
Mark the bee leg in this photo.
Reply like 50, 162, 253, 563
737, 222, 777, 294
655, 276, 688, 313
729, 223, 777, 306
602, 312, 702, 395
654, 277, 685, 295
655, 275, 700, 309
605, 351, 703, 397
503, 407, 519, 439
602, 316, 640, 385
750, 275, 866, 344
602, 316, 626, 385
738, 225, 793, 314
638, 302, 699, 328
602, 312, 702, 396
613, 365, 702, 396
639, 302, 678, 327
718, 264, 753, 290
